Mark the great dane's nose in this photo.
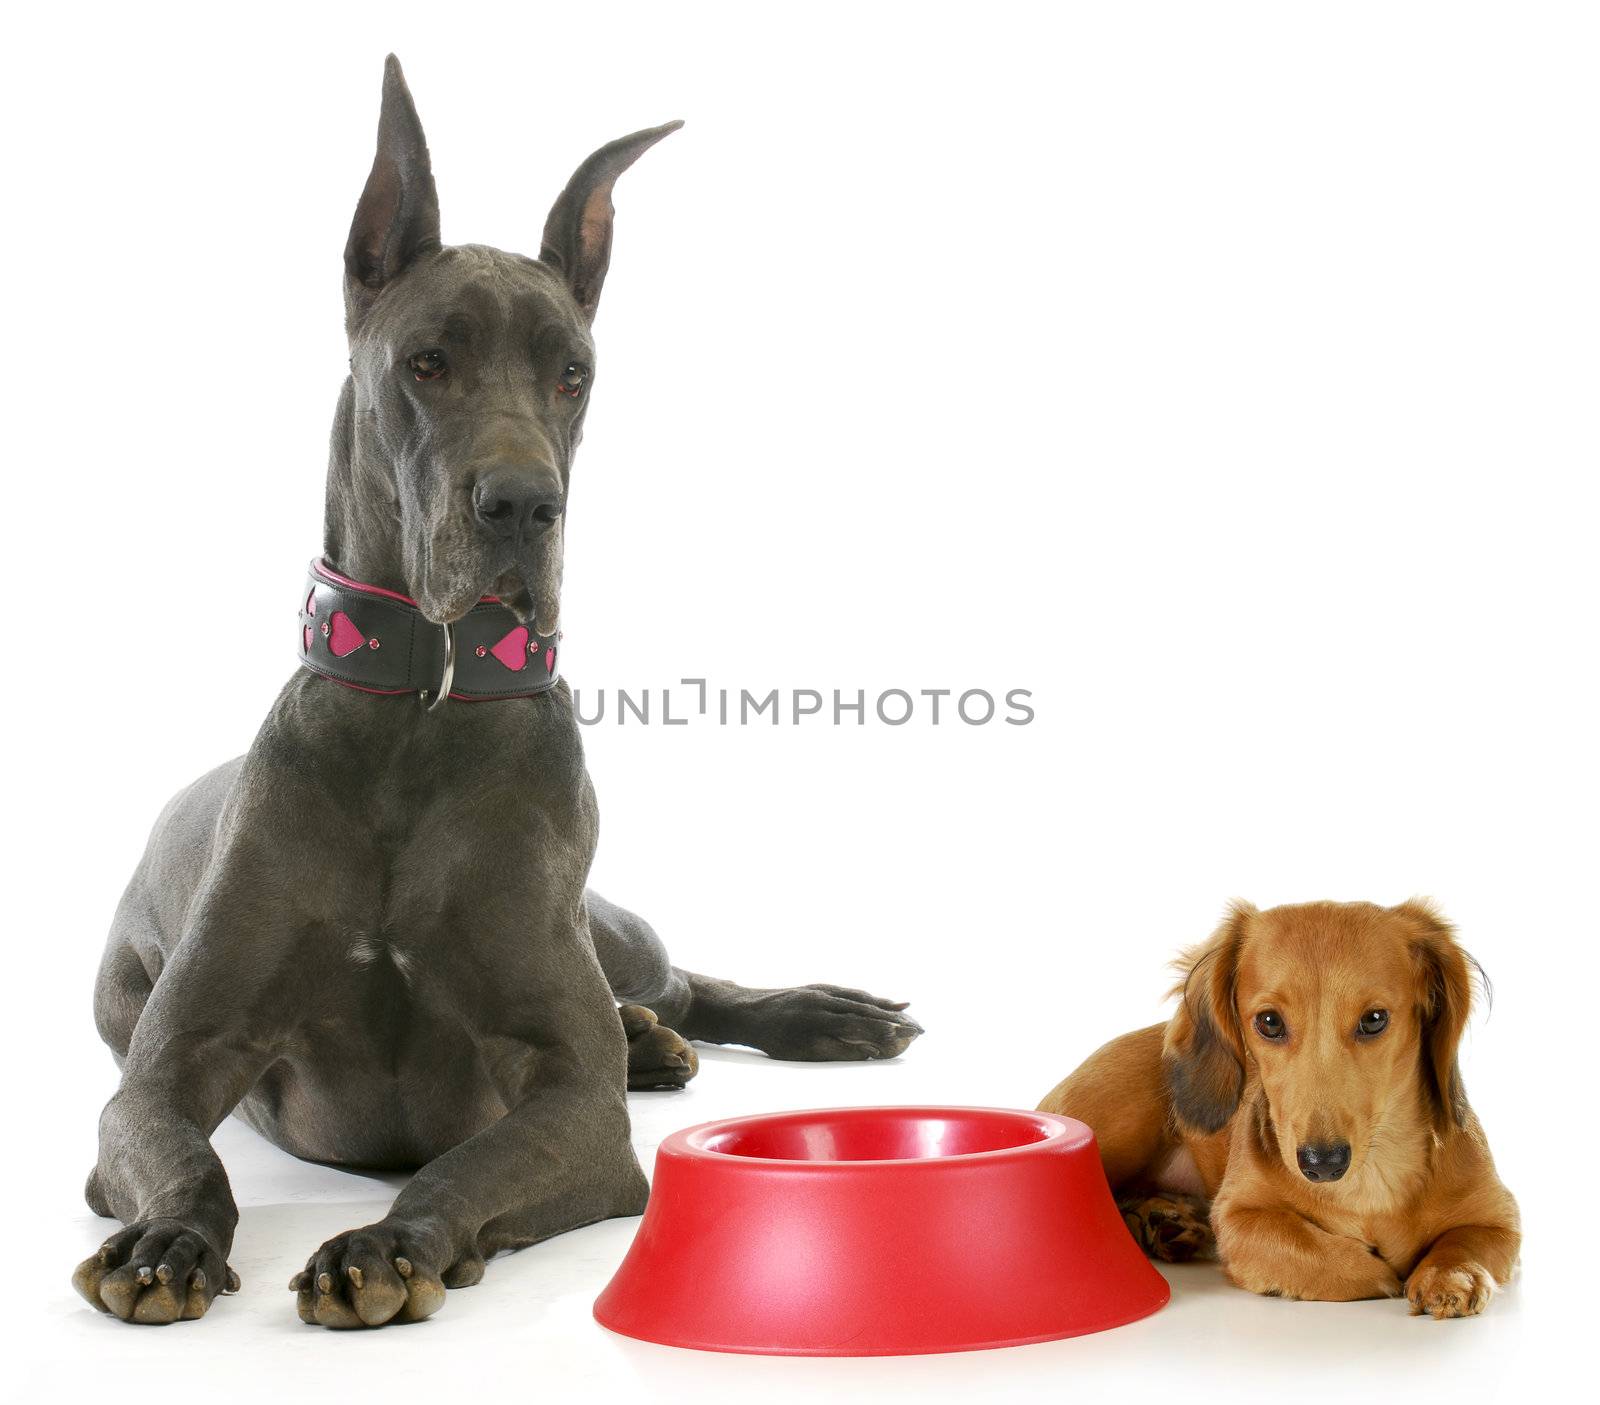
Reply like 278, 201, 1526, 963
1296, 1141, 1351, 1182
473, 468, 564, 535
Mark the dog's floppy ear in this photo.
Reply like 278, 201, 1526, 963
540, 121, 682, 324
344, 55, 441, 325
1395, 898, 1475, 1131
1163, 901, 1253, 1135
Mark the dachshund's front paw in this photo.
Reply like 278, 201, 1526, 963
72, 1219, 235, 1323
291, 1221, 449, 1328
749, 985, 923, 1061
1406, 1261, 1496, 1319
1119, 1193, 1215, 1262
621, 1004, 699, 1089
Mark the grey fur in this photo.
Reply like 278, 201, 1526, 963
72, 56, 920, 1329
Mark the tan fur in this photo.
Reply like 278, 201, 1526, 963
1037, 899, 1520, 1315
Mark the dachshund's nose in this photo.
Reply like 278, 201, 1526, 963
1296, 1142, 1351, 1182
473, 467, 564, 536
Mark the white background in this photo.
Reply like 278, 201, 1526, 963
3, 2, 1595, 1400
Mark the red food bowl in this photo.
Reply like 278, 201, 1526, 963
593, 1106, 1168, 1356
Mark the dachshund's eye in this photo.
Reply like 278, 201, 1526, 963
1357, 1008, 1389, 1038
409, 349, 448, 382
1253, 1010, 1287, 1041
557, 361, 589, 398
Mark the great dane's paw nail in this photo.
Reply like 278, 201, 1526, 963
317, 1272, 334, 1294
288, 1271, 307, 1291
192, 1269, 207, 1292
394, 1256, 413, 1279
155, 1263, 173, 1284
135, 1265, 154, 1286
346, 1266, 364, 1289
224, 1267, 241, 1294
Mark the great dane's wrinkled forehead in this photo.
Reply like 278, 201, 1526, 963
331, 54, 678, 628
359, 249, 590, 359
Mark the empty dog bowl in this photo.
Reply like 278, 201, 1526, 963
593, 1106, 1168, 1356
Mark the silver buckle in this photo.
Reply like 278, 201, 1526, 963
421, 621, 456, 713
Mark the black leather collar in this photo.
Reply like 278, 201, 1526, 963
298, 559, 560, 707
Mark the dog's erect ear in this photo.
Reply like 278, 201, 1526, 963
540, 121, 682, 324
344, 55, 441, 326
1395, 898, 1475, 1131
1163, 901, 1254, 1135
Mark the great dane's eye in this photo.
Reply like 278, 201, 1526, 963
409, 349, 448, 382
557, 361, 589, 398
1357, 1008, 1389, 1038
1253, 1010, 1287, 1041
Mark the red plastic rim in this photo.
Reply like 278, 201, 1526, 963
684, 1105, 1081, 1164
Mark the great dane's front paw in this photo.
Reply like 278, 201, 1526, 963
755, 984, 924, 1061
620, 1004, 699, 1089
72, 1219, 236, 1323
291, 1222, 449, 1328
1406, 1261, 1496, 1319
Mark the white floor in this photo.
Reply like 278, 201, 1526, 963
20, 1031, 1554, 1404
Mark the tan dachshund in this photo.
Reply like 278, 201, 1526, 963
1038, 899, 1519, 1317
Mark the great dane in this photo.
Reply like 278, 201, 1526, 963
73, 56, 921, 1328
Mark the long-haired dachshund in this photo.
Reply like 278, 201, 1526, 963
1038, 899, 1519, 1317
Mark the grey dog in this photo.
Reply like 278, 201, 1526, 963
73, 56, 921, 1329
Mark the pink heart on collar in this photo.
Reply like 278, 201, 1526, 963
328, 611, 367, 658
489, 626, 530, 671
